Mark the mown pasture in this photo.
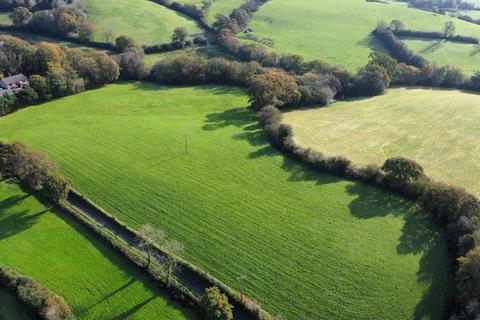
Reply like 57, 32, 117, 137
0, 82, 451, 319
84, 0, 202, 45
206, 0, 246, 24
0, 182, 197, 320
284, 87, 480, 198
244, 0, 480, 70
401, 38, 480, 75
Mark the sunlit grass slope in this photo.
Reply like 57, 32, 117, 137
0, 182, 197, 320
284, 87, 480, 197
245, 0, 480, 70
401, 38, 480, 75
84, 0, 202, 45
0, 82, 451, 319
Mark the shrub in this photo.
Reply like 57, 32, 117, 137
247, 71, 300, 109
41, 173, 70, 203
381, 157, 424, 183
201, 287, 233, 320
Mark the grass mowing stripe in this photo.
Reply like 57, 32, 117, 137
0, 182, 198, 320
0, 82, 451, 319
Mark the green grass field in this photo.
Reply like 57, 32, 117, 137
401, 38, 480, 75
284, 87, 480, 197
0, 12, 11, 25
0, 82, 451, 319
0, 182, 197, 320
0, 287, 33, 320
244, 0, 480, 70
207, 0, 246, 23
84, 0, 202, 45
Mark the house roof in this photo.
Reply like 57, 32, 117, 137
0, 74, 28, 88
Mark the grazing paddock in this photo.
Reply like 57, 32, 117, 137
284, 87, 480, 197
207, 0, 246, 24
0, 82, 451, 320
400, 38, 480, 76
244, 0, 480, 70
0, 182, 198, 320
84, 0, 202, 45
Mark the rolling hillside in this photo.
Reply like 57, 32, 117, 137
243, 0, 480, 70
84, 0, 203, 45
0, 82, 451, 320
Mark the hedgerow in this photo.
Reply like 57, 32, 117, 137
0, 264, 73, 320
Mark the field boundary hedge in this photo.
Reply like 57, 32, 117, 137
0, 24, 119, 52
393, 29, 479, 44
0, 264, 72, 320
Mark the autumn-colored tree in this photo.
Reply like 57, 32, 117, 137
55, 8, 80, 36
9, 6, 32, 28
77, 19, 96, 42
248, 71, 301, 109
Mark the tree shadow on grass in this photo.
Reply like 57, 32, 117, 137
419, 40, 444, 54
203, 107, 256, 131
346, 183, 452, 320
52, 209, 199, 320
203, 105, 450, 317
0, 194, 48, 241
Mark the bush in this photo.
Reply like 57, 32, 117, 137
201, 287, 233, 320
381, 157, 424, 183
41, 173, 70, 203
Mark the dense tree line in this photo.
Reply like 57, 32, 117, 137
0, 141, 70, 202
0, 35, 119, 115
150, 52, 391, 109
0, 264, 72, 320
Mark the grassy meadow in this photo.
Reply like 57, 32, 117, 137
0, 182, 197, 320
284, 87, 480, 197
0, 12, 11, 25
207, 0, 246, 23
0, 82, 451, 319
401, 38, 480, 75
84, 0, 202, 45
244, 0, 480, 70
